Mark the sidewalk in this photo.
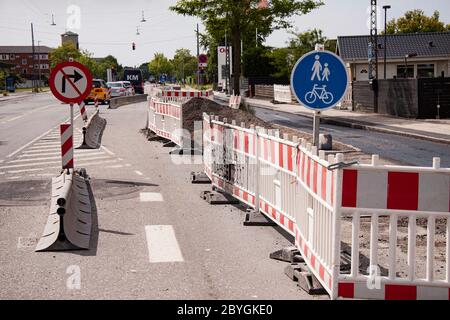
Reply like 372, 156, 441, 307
214, 92, 450, 145
0, 91, 36, 103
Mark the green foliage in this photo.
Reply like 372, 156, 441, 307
170, 0, 323, 93
386, 10, 449, 34
50, 44, 122, 80
148, 53, 174, 79
171, 48, 198, 81
242, 46, 276, 78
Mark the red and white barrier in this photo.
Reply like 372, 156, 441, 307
148, 98, 183, 147
60, 124, 73, 169
202, 113, 450, 300
78, 102, 88, 121
161, 89, 213, 99
229, 95, 241, 109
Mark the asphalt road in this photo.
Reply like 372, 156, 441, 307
253, 107, 450, 167
0, 95, 310, 300
0, 92, 71, 160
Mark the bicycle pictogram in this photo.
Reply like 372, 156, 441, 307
304, 84, 334, 105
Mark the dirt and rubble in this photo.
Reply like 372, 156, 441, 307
181, 98, 397, 165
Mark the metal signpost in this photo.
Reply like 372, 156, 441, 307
290, 50, 349, 146
49, 61, 93, 166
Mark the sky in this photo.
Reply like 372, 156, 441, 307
0, 0, 449, 67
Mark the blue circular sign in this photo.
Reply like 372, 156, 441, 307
291, 50, 349, 111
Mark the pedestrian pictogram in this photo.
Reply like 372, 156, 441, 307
49, 61, 93, 104
291, 50, 348, 111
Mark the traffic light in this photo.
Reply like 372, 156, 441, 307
132, 42, 136, 51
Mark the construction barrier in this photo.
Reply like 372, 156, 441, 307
147, 89, 214, 150
109, 94, 148, 109
35, 169, 92, 251
148, 97, 184, 147
229, 95, 242, 109
274, 85, 292, 103
80, 109, 107, 149
202, 113, 450, 300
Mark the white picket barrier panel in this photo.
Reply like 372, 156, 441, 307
148, 98, 183, 147
274, 85, 292, 103
229, 95, 241, 109
202, 113, 450, 300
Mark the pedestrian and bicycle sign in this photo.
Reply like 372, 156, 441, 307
49, 61, 93, 104
291, 50, 348, 111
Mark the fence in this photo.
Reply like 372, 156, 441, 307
255, 85, 274, 100
274, 85, 292, 103
202, 113, 450, 300
147, 89, 214, 148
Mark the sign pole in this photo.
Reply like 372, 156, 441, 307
313, 111, 321, 147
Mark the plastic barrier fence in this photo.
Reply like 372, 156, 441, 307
148, 98, 183, 147
202, 113, 450, 300
229, 95, 241, 109
274, 85, 292, 103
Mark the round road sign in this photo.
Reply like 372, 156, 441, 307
291, 50, 348, 111
49, 61, 93, 104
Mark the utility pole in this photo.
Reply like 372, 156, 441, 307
369, 0, 379, 113
37, 40, 42, 91
225, 31, 229, 95
196, 23, 200, 86
383, 5, 391, 80
31, 23, 37, 92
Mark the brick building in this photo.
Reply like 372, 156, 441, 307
0, 45, 53, 87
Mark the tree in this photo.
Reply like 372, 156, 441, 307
170, 0, 323, 95
171, 49, 197, 83
386, 10, 449, 34
148, 53, 174, 80
49, 43, 81, 68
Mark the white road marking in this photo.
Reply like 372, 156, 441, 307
145, 225, 184, 263
0, 160, 62, 169
100, 146, 115, 156
7, 176, 21, 180
70, 159, 119, 167
140, 192, 164, 202
274, 114, 291, 121
105, 165, 124, 169
135, 170, 143, 176
8, 168, 44, 174
11, 152, 107, 162
6, 128, 54, 158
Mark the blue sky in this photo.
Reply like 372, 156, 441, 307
0, 0, 449, 67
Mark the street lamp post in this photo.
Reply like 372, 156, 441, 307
383, 5, 391, 80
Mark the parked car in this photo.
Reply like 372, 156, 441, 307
123, 68, 144, 94
107, 82, 128, 98
85, 79, 111, 105
121, 81, 135, 96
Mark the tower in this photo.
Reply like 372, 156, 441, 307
61, 31, 79, 50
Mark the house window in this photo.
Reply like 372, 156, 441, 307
22, 59, 27, 65
10, 54, 14, 59
397, 65, 414, 78
0, 54, 9, 60
22, 69, 27, 75
417, 64, 435, 78
40, 64, 49, 69
40, 54, 48, 60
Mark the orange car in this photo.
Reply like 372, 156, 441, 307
84, 79, 111, 105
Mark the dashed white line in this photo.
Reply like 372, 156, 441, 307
105, 165, 124, 169
140, 192, 164, 202
8, 168, 44, 174
135, 170, 143, 176
145, 225, 184, 263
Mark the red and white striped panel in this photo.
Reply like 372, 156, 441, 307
294, 225, 333, 294
342, 169, 450, 212
338, 281, 450, 300
162, 90, 213, 98
78, 102, 88, 121
260, 198, 295, 236
60, 124, 73, 169
297, 149, 335, 207
259, 137, 295, 172
210, 174, 256, 208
